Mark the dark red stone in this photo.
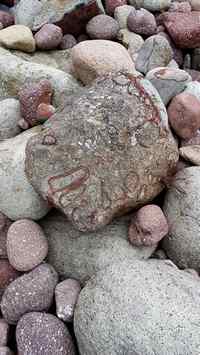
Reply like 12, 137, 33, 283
0, 260, 20, 299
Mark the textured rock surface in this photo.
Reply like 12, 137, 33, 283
25, 72, 178, 232
0, 213, 11, 259
15, 0, 104, 36
1, 263, 58, 324
74, 258, 200, 355
179, 145, 200, 165
55, 279, 81, 322
40, 210, 155, 284
7, 219, 48, 272
0, 127, 50, 220
146, 67, 192, 105
0, 48, 80, 107
0, 11, 13, 28
35, 24, 63, 50
0, 99, 21, 141
0, 25, 35, 53
136, 35, 173, 74
129, 0, 172, 11
127, 8, 157, 36
105, 0, 127, 15
71, 40, 135, 85
16, 312, 76, 355
0, 260, 20, 300
163, 167, 200, 271
0, 319, 9, 346
86, 14, 119, 39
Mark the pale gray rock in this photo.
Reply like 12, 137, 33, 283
184, 81, 200, 102
40, 210, 155, 284
146, 67, 191, 105
129, 0, 172, 11
114, 5, 133, 29
136, 35, 173, 74
163, 167, 200, 271
0, 127, 50, 220
74, 258, 200, 355
0, 98, 21, 141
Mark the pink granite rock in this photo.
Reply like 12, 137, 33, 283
35, 24, 63, 50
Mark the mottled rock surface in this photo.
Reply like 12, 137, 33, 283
0, 260, 20, 300
129, 0, 171, 12
74, 258, 200, 355
0, 25, 35, 53
0, 213, 11, 259
26, 72, 178, 232
55, 279, 81, 322
0, 99, 21, 141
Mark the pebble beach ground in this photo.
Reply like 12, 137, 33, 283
0, 0, 200, 354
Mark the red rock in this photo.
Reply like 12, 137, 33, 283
0, 260, 20, 299
162, 11, 200, 48
105, 0, 127, 16
36, 103, 55, 122
168, 92, 200, 139
0, 11, 14, 28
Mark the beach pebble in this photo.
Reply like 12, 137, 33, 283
127, 8, 157, 36
86, 14, 119, 40
35, 24, 63, 50
55, 279, 81, 322
0, 25, 35, 53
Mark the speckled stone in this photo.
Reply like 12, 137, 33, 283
16, 312, 76, 355
128, 0, 172, 12
55, 279, 81, 322
114, 5, 133, 29
127, 8, 157, 36
86, 14, 119, 40
0, 260, 20, 300
105, 0, 127, 15
0, 11, 13, 28
0, 319, 9, 346
0, 25, 35, 53
60, 34, 77, 49
1, 263, 58, 324
35, 24, 63, 50
7, 219, 48, 272
0, 213, 11, 259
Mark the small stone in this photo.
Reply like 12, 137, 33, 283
0, 260, 20, 300
129, 204, 169, 247
16, 312, 76, 355
179, 145, 200, 166
7, 219, 48, 272
1, 263, 58, 324
19, 80, 53, 128
169, 1, 191, 12
114, 5, 133, 29
86, 14, 119, 40
0, 98, 21, 141
36, 103, 55, 122
60, 34, 77, 50
35, 24, 63, 50
0, 319, 9, 346
183, 53, 191, 70
0, 212, 12, 259
135, 34, 173, 74
0, 25, 35, 53
158, 31, 183, 67
55, 279, 81, 322
181, 130, 200, 147
146, 67, 191, 105
0, 347, 13, 355
128, 0, 172, 12
105, 0, 127, 15
168, 92, 200, 139
0, 11, 13, 28
127, 8, 157, 36
71, 40, 135, 85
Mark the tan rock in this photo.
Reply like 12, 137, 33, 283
71, 39, 135, 84
0, 25, 35, 53
179, 145, 200, 166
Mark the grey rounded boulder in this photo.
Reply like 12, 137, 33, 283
74, 258, 200, 355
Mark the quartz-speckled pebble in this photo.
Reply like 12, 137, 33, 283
16, 312, 76, 355
55, 279, 81, 322
1, 263, 58, 324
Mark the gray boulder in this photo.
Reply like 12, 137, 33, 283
74, 258, 200, 355
25, 72, 178, 232
0, 127, 49, 220
40, 210, 155, 284
163, 167, 200, 271
0, 98, 21, 141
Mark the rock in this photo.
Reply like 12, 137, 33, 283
0, 260, 20, 300
86, 14, 119, 40
25, 72, 178, 232
168, 92, 200, 139
136, 35, 173, 74
114, 5, 133, 29
127, 8, 157, 36
117, 28, 144, 51
105, 0, 127, 15
181, 130, 200, 147
167, 59, 179, 69
7, 219, 48, 272
128, 204, 169, 247
60, 34, 77, 50
163, 167, 200, 271
16, 312, 76, 355
0, 347, 13, 355
55, 279, 81, 322
0, 25, 35, 53
36, 103, 56, 123
1, 263, 58, 324
158, 31, 183, 67
146, 67, 192, 105
71, 40, 135, 85
169, 1, 191, 12
0, 48, 80, 107
0, 213, 11, 259
35, 24, 63, 50
0, 319, 9, 346
0, 99, 21, 141
128, 0, 172, 11
184, 268, 199, 278
185, 69, 200, 82
189, 0, 200, 10
184, 81, 200, 102
0, 11, 13, 28
179, 145, 200, 166
40, 210, 155, 284
18, 80, 53, 129
162, 12, 200, 49
152, 248, 167, 259
15, 0, 104, 36
0, 128, 50, 221
74, 258, 200, 355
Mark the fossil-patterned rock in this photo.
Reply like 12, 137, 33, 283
25, 72, 178, 232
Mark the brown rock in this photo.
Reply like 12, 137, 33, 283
168, 92, 200, 139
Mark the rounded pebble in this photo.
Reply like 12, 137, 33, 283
55, 279, 81, 322
86, 14, 119, 40
35, 24, 63, 50
127, 8, 157, 36
60, 34, 77, 49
